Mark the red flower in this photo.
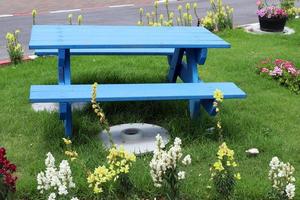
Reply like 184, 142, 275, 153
0, 147, 18, 192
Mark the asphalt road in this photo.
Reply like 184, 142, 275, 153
0, 0, 259, 59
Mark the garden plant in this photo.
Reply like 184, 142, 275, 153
1, 2, 300, 200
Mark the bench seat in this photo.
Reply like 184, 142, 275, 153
30, 83, 246, 103
35, 48, 175, 56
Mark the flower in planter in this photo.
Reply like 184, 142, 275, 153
0, 147, 17, 199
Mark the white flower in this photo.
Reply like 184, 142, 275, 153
182, 154, 191, 165
48, 193, 56, 200
37, 152, 76, 198
285, 183, 295, 199
71, 197, 79, 200
178, 171, 185, 180
268, 156, 296, 199
269, 157, 280, 170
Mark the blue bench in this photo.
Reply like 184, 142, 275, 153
29, 25, 246, 137
35, 48, 175, 56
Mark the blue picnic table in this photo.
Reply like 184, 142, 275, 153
29, 25, 246, 137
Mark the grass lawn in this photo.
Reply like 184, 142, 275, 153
1, 20, 300, 199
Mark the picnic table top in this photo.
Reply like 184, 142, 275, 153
29, 25, 230, 49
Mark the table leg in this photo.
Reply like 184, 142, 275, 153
167, 48, 210, 118
58, 49, 72, 137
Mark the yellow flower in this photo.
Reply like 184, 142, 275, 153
139, 8, 144, 14
234, 173, 241, 180
154, 0, 158, 8
193, 3, 197, 9
77, 15, 83, 25
178, 5, 182, 11
32, 9, 37, 17
213, 160, 224, 171
213, 89, 224, 102
185, 3, 191, 10
62, 137, 72, 145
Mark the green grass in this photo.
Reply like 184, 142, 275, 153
1, 20, 300, 199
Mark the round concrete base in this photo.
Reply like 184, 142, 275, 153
100, 123, 169, 155
240, 23, 295, 35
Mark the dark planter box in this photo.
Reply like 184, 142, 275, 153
259, 16, 287, 32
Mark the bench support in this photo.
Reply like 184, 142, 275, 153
167, 48, 210, 118
58, 49, 73, 137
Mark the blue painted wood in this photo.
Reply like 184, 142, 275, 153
195, 48, 208, 65
65, 103, 72, 138
29, 25, 230, 50
30, 83, 246, 103
35, 48, 175, 56
185, 49, 201, 118
167, 48, 185, 83
201, 99, 217, 116
58, 49, 72, 136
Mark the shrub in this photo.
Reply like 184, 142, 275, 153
0, 147, 17, 200
201, 0, 234, 32
208, 143, 241, 200
256, 58, 300, 94
268, 157, 296, 200
149, 134, 192, 199
5, 30, 23, 65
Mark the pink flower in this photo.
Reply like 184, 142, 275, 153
261, 67, 269, 73
256, 0, 262, 6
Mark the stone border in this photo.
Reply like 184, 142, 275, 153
239, 23, 295, 35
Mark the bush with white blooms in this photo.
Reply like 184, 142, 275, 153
268, 156, 296, 200
36, 152, 78, 200
150, 134, 191, 199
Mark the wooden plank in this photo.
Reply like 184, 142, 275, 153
29, 25, 230, 49
30, 83, 246, 103
35, 48, 175, 56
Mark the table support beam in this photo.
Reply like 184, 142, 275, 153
58, 49, 73, 137
167, 48, 211, 118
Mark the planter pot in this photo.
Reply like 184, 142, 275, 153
258, 16, 287, 32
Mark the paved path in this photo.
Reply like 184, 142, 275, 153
0, 0, 258, 59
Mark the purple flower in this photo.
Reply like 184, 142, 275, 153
257, 9, 266, 17
269, 66, 283, 76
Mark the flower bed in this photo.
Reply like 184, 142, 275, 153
256, 58, 300, 94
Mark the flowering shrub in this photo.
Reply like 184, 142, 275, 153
0, 147, 17, 199
5, 30, 23, 65
256, 58, 300, 94
281, 0, 300, 19
36, 152, 78, 200
87, 146, 136, 196
150, 134, 191, 199
201, 0, 234, 32
268, 157, 296, 200
209, 143, 240, 199
138, 0, 198, 26
213, 89, 224, 140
